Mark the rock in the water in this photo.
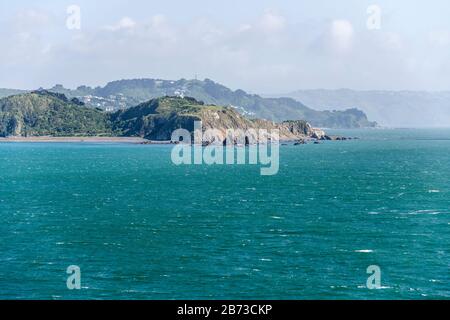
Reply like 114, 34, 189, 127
321, 135, 332, 140
294, 139, 307, 145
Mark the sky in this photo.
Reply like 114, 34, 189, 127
1, 0, 450, 93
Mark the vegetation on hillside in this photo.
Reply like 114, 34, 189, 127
45, 78, 376, 128
0, 91, 113, 137
0, 92, 323, 142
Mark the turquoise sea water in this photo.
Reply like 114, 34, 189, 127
0, 128, 449, 299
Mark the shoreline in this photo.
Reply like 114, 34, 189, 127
0, 135, 355, 144
0, 136, 148, 143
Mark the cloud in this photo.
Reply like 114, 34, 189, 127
330, 19, 354, 53
14, 9, 50, 30
147, 14, 177, 43
0, 9, 56, 69
104, 17, 136, 31
383, 32, 403, 51
1, 7, 450, 92
258, 10, 286, 33
428, 30, 450, 47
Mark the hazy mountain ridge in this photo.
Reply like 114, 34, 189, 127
272, 89, 450, 127
0, 89, 27, 99
43, 79, 376, 129
1, 79, 377, 128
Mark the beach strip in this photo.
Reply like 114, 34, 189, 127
0, 136, 149, 143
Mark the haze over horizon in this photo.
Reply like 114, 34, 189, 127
7, 78, 450, 95
1, 0, 450, 93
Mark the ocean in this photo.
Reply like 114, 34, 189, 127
0, 128, 449, 299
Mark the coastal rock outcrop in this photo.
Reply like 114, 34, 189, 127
112, 96, 323, 143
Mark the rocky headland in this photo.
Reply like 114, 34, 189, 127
0, 91, 354, 143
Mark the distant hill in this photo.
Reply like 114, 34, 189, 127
0, 88, 27, 99
0, 90, 112, 137
44, 79, 376, 129
271, 89, 450, 127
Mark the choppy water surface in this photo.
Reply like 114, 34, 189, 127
0, 129, 449, 299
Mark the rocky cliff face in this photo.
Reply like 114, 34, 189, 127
111, 96, 321, 143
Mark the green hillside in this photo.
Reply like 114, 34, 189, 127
0, 91, 112, 137
45, 78, 376, 128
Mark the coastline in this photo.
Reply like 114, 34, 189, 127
0, 135, 354, 144
0, 136, 148, 143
